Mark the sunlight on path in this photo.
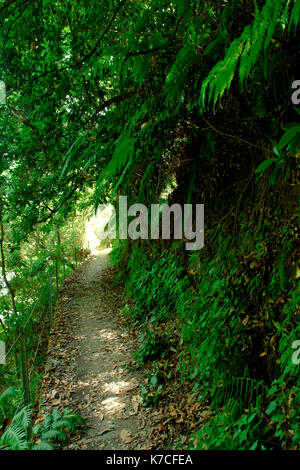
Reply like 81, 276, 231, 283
40, 250, 152, 450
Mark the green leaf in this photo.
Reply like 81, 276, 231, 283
278, 125, 300, 150
266, 401, 277, 415
255, 158, 276, 175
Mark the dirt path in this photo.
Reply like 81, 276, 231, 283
40, 250, 153, 450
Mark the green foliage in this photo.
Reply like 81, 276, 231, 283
0, 387, 20, 419
126, 245, 189, 324
0, 405, 31, 450
213, 377, 267, 412
0, 209, 86, 450
184, 402, 270, 450
0, 0, 299, 451
32, 408, 83, 450
0, 421, 28, 450
114, 217, 299, 449
277, 120, 300, 154
141, 366, 165, 406
200, 0, 298, 109
0, 404, 82, 451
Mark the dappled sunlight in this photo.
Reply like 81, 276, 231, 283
40, 251, 144, 449
98, 328, 118, 341
69, 303, 138, 423
102, 380, 132, 395
101, 396, 126, 414
74, 365, 137, 419
93, 368, 123, 381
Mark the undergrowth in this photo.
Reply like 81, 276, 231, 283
111, 219, 299, 450
0, 387, 82, 450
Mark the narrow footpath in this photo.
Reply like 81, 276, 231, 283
39, 250, 154, 450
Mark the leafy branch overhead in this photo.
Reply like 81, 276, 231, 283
200, 0, 300, 108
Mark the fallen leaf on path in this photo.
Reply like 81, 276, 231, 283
139, 417, 146, 430
133, 402, 139, 413
120, 429, 135, 443
99, 427, 114, 436
49, 389, 58, 400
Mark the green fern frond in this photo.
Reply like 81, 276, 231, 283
58, 413, 83, 431
263, 1, 285, 53
33, 409, 82, 444
41, 414, 52, 431
51, 408, 61, 423
40, 429, 67, 441
13, 405, 32, 430
32, 440, 55, 450
0, 422, 28, 450
200, 0, 293, 109
201, 29, 249, 109
213, 377, 268, 410
95, 103, 148, 203
32, 422, 43, 436
52, 418, 74, 429
289, 0, 300, 30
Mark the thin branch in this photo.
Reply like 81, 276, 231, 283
124, 42, 180, 61
0, 317, 7, 331
201, 116, 271, 153
124, 46, 162, 60
36, 180, 82, 224
94, 91, 135, 114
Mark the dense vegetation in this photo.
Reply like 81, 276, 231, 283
0, 0, 299, 450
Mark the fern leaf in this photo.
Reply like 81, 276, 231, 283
201, 0, 293, 108
289, 0, 300, 30
33, 440, 56, 450
13, 405, 32, 430
41, 429, 67, 441
0, 422, 28, 450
